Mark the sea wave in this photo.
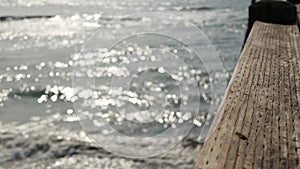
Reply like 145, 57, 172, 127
0, 114, 201, 169
0, 15, 55, 22
177, 6, 214, 11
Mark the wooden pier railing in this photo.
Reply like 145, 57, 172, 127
193, 1, 300, 168
194, 20, 300, 169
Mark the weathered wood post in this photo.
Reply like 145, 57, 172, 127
194, 1, 300, 169
245, 1, 298, 43
288, 0, 300, 28
288, 0, 300, 4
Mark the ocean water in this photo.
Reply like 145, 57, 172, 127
0, 0, 249, 168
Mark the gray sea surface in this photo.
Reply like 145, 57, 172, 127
0, 0, 249, 168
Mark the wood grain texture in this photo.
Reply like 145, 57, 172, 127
194, 21, 300, 169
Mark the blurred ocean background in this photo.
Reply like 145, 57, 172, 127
0, 0, 249, 168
